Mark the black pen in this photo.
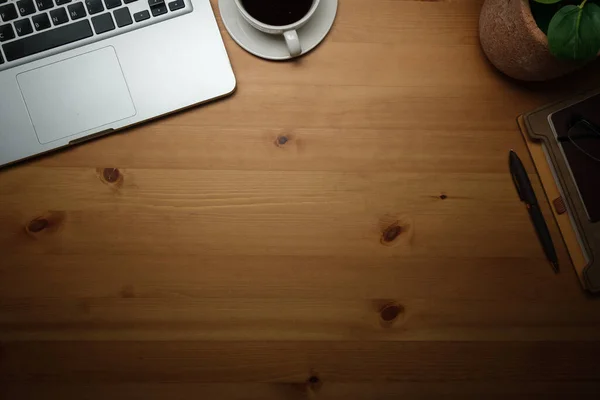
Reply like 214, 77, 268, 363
509, 150, 559, 273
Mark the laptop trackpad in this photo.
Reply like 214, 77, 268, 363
17, 47, 136, 144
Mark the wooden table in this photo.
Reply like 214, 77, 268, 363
2, 0, 600, 397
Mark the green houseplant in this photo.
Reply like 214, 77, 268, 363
531, 0, 600, 61
479, 0, 598, 80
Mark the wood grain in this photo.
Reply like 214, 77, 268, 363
3, 382, 600, 400
2, 341, 600, 382
2, 0, 600, 397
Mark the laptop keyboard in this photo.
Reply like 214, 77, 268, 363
0, 0, 190, 71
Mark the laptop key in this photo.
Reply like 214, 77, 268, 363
2, 19, 93, 61
124, 0, 136, 3
14, 18, 33, 36
168, 0, 183, 11
151, 3, 166, 16
56, 0, 72, 4
32, 13, 51, 30
0, 51, 3, 64
148, 0, 163, 6
16, 0, 36, 17
133, 9, 149, 22
0, 23, 15, 41
0, 4, 18, 22
85, 0, 104, 15
68, 2, 86, 19
104, 0, 121, 9
35, 0, 54, 11
91, 12, 114, 34
113, 7, 131, 27
50, 7, 68, 25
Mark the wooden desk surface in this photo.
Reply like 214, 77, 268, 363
2, 0, 600, 397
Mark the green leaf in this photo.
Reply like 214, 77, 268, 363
548, 3, 600, 61
533, 0, 563, 4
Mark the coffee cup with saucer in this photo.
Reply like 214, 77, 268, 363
219, 0, 338, 61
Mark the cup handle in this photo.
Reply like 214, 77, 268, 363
283, 30, 302, 57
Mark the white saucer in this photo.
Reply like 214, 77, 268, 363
218, 0, 338, 61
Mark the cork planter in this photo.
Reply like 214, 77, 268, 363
479, 0, 582, 81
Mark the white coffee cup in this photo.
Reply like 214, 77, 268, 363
234, 0, 321, 57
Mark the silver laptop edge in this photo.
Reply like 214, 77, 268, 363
0, 0, 236, 166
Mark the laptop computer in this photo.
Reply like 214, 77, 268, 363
0, 0, 236, 167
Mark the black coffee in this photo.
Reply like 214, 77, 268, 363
241, 0, 313, 26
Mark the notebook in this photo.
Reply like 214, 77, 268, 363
549, 94, 600, 223
520, 90, 600, 292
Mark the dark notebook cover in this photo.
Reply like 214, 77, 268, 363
550, 94, 600, 223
